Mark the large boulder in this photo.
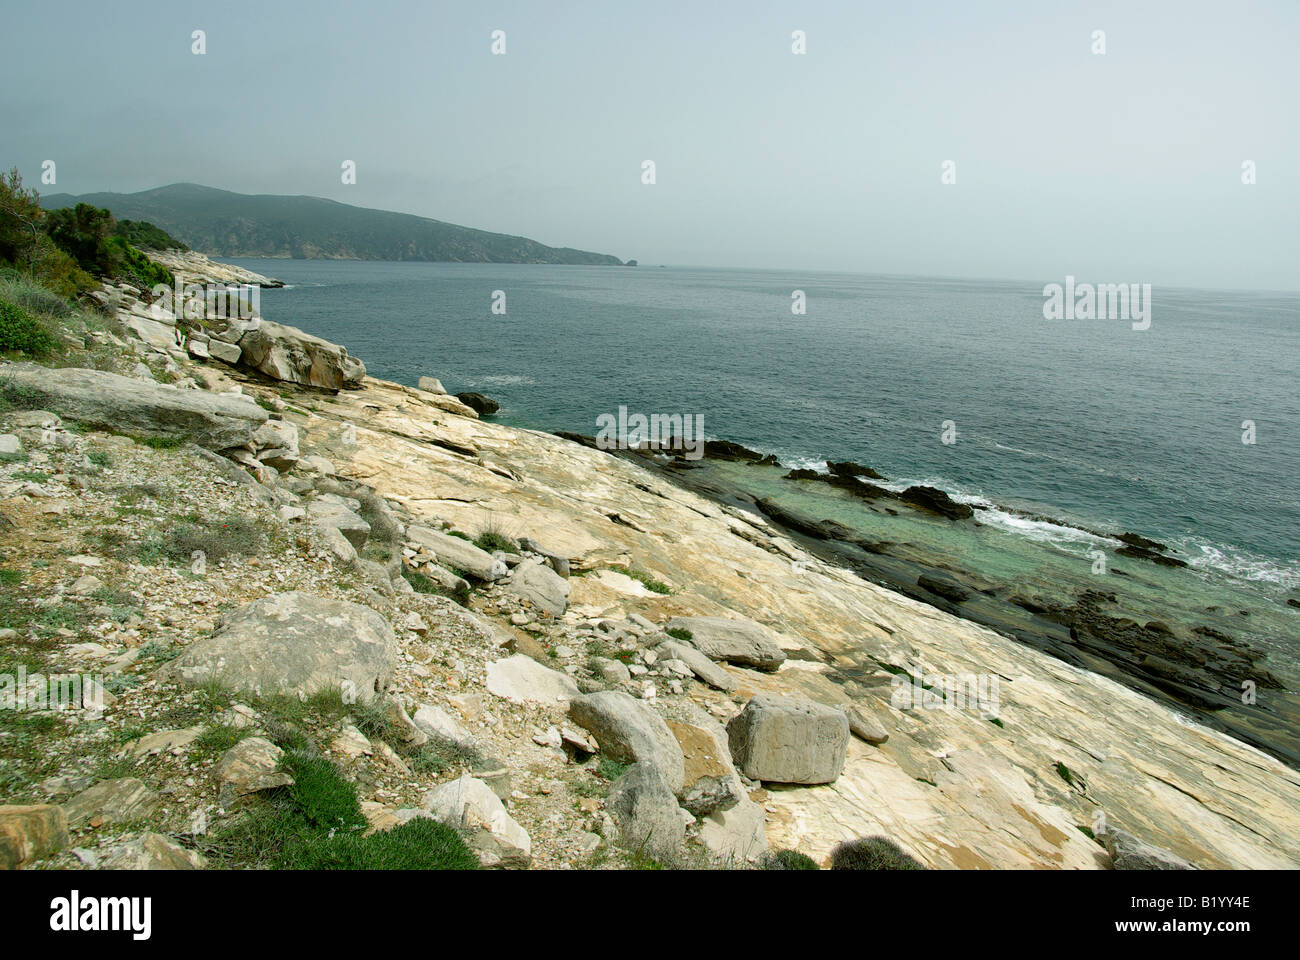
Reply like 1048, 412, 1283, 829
666, 719, 744, 816
420, 775, 530, 868
406, 525, 506, 581
236, 319, 366, 391
726, 694, 849, 785
606, 763, 685, 862
0, 364, 267, 450
501, 558, 570, 617
568, 691, 684, 793
162, 592, 396, 704
663, 616, 787, 671
456, 392, 499, 415
0, 805, 68, 870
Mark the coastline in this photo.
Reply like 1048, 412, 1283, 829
4, 257, 1298, 870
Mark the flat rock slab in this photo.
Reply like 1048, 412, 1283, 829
659, 640, 736, 692
486, 654, 579, 705
307, 498, 371, 549
664, 616, 787, 671
62, 778, 159, 828
1, 363, 267, 450
407, 525, 506, 581
727, 694, 849, 785
163, 591, 396, 704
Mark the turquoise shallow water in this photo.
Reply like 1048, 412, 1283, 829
229, 259, 1299, 602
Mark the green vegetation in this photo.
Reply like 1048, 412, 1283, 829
762, 849, 821, 870
0, 169, 95, 296
0, 292, 57, 359
42, 202, 173, 290
41, 182, 625, 265
474, 530, 515, 553
136, 514, 265, 565
400, 566, 470, 606
597, 756, 630, 782
622, 568, 672, 594
665, 627, 693, 642
206, 747, 478, 870
829, 836, 925, 870
113, 219, 187, 251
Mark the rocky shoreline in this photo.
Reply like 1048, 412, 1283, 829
608, 444, 1300, 768
3, 260, 1299, 870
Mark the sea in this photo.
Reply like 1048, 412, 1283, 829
227, 259, 1300, 677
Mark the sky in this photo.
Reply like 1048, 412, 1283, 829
2, 0, 1297, 289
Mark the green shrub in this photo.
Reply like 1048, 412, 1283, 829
137, 515, 265, 565
666, 627, 693, 642
113, 219, 187, 252
0, 299, 56, 357
829, 836, 925, 870
763, 848, 821, 870
474, 531, 515, 553
292, 816, 479, 870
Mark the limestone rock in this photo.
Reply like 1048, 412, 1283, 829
62, 778, 159, 827
501, 558, 570, 616
659, 640, 736, 692
406, 525, 507, 581
606, 762, 685, 862
486, 654, 579, 705
663, 616, 786, 671
162, 591, 396, 704
237, 319, 366, 391
0, 805, 69, 869
421, 775, 531, 868
0, 363, 267, 450
213, 737, 293, 797
417, 376, 446, 394
308, 497, 371, 548
569, 691, 685, 793
412, 703, 476, 748
843, 704, 889, 745
666, 719, 744, 816
726, 694, 849, 785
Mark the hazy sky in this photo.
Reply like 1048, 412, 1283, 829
2, 1, 1297, 288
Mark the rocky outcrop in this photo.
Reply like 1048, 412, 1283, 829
726, 695, 849, 785
0, 363, 267, 450
1104, 829, 1197, 870
606, 763, 685, 861
568, 691, 685, 793
663, 616, 786, 671
163, 592, 396, 704
456, 392, 499, 415
237, 319, 366, 392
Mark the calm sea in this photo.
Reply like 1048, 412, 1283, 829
229, 260, 1300, 603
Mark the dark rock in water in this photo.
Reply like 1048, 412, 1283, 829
704, 439, 768, 462
1288, 598, 1300, 609
554, 430, 598, 449
827, 460, 885, 481
897, 485, 974, 521
784, 468, 891, 502
1115, 543, 1188, 568
917, 573, 971, 604
785, 468, 823, 481
457, 392, 499, 415
1118, 531, 1168, 552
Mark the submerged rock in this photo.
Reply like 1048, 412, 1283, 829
456, 392, 499, 415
